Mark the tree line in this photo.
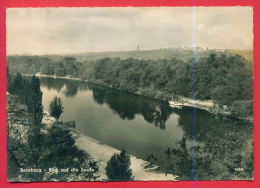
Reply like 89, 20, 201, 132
7, 52, 253, 117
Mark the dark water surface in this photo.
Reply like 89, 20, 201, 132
40, 77, 253, 180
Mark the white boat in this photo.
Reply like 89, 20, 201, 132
169, 101, 183, 109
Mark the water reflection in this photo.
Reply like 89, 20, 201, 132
41, 78, 173, 129
63, 82, 79, 97
40, 77, 253, 180
40, 77, 65, 92
148, 107, 253, 180
89, 84, 172, 129
175, 107, 252, 142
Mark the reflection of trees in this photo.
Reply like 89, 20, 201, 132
39, 78, 253, 180
41, 78, 172, 129
40, 78, 65, 92
63, 82, 78, 97
40, 78, 89, 97
146, 137, 213, 180
92, 86, 106, 105
149, 108, 254, 180
176, 107, 252, 143
89, 84, 173, 129
175, 107, 215, 142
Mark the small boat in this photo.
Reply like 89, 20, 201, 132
169, 101, 183, 109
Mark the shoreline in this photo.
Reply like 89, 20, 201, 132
25, 73, 253, 123
71, 128, 176, 181
168, 98, 253, 123
43, 111, 176, 181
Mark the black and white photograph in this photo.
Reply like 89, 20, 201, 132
6, 7, 253, 182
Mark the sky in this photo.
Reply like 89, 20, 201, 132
6, 7, 253, 55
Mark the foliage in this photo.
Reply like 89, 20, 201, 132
27, 75, 43, 126
149, 108, 254, 180
11, 72, 24, 96
7, 52, 253, 112
7, 73, 99, 181
230, 100, 253, 118
49, 96, 64, 121
7, 66, 13, 92
8, 74, 44, 179
9, 73, 43, 126
8, 116, 99, 181
149, 137, 195, 180
40, 62, 54, 75
39, 125, 99, 181
105, 148, 133, 181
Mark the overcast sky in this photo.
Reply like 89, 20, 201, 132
7, 7, 253, 55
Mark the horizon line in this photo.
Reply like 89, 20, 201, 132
6, 47, 253, 56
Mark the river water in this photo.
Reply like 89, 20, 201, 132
40, 77, 253, 180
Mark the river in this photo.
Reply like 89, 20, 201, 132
40, 77, 253, 180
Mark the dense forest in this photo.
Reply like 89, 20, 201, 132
7, 50, 253, 117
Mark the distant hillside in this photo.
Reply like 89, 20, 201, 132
72, 48, 196, 61
8, 48, 253, 63
39, 48, 252, 62
39, 48, 195, 62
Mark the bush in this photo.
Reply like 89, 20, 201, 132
105, 148, 133, 181
49, 96, 64, 121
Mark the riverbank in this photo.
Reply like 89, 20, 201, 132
43, 111, 176, 181
71, 128, 176, 181
169, 97, 228, 115
169, 97, 253, 123
25, 73, 253, 122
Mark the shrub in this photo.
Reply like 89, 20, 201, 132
49, 96, 64, 121
105, 148, 133, 181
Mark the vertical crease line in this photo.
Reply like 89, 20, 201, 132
191, 2, 197, 185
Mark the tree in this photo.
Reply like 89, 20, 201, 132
40, 63, 54, 75
25, 76, 44, 171
7, 66, 13, 92
7, 94, 99, 181
27, 75, 43, 126
105, 148, 133, 181
49, 96, 64, 121
54, 62, 66, 76
11, 72, 24, 95
40, 125, 100, 181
